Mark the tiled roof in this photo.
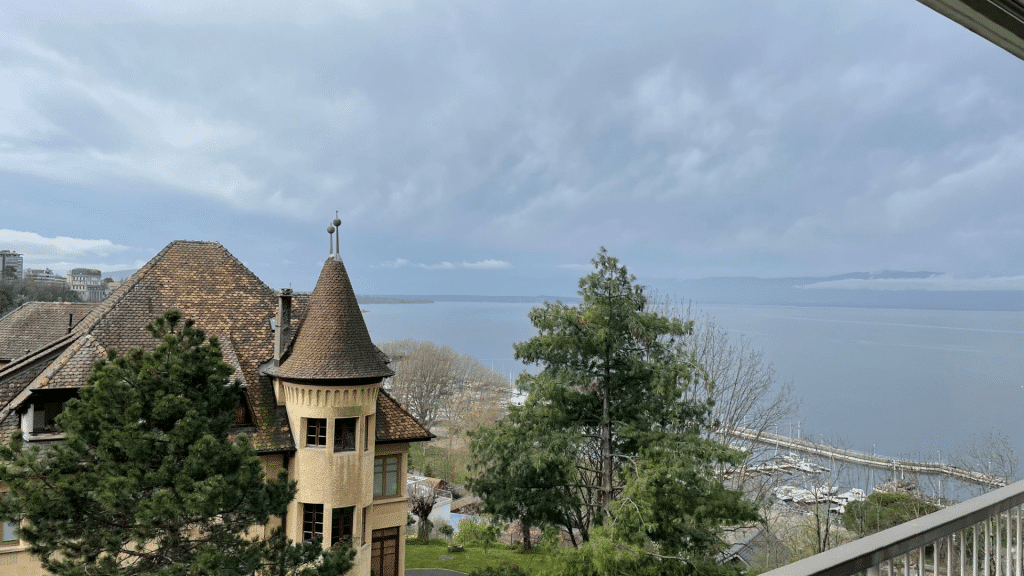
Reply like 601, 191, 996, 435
0, 241, 289, 450
270, 257, 394, 381
0, 343, 71, 413
0, 302, 97, 361
0, 241, 427, 454
376, 389, 433, 444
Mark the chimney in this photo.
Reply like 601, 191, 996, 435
274, 288, 293, 366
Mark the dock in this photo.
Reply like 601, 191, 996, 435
725, 426, 1007, 488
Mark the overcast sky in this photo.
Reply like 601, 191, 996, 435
2, 1, 1023, 295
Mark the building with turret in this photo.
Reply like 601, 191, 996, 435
0, 239, 431, 576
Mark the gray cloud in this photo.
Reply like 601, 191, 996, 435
1, 1, 1023, 290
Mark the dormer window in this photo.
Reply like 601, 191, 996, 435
20, 390, 76, 440
34, 402, 64, 433
234, 392, 254, 427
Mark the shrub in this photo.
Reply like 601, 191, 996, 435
455, 517, 504, 554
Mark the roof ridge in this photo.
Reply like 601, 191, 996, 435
71, 240, 276, 347
72, 242, 177, 337
0, 333, 78, 381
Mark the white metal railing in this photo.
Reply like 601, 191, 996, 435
762, 479, 1024, 576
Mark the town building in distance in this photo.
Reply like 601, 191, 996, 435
23, 268, 67, 285
0, 250, 23, 280
67, 268, 105, 303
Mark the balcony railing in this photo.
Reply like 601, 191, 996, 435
762, 479, 1024, 576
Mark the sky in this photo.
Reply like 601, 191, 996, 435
2, 1, 1024, 296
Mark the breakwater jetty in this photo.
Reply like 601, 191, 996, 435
726, 426, 1007, 489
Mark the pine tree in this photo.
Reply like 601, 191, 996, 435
0, 310, 353, 576
470, 249, 758, 574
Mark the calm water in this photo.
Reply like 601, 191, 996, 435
362, 302, 1024, 463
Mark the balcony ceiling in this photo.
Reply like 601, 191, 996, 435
918, 0, 1024, 61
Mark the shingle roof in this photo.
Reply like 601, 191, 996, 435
0, 241, 428, 454
376, 389, 433, 444
269, 256, 394, 381
0, 302, 97, 362
0, 341, 72, 414
0, 241, 290, 451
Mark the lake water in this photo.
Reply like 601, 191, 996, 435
362, 302, 1024, 465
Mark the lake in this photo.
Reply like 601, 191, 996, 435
362, 301, 1024, 464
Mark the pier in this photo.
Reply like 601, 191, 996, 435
726, 426, 1007, 489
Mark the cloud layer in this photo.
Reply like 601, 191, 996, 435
1, 1, 1023, 293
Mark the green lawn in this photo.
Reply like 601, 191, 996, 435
405, 540, 555, 574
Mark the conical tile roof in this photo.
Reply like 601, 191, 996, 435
270, 256, 393, 381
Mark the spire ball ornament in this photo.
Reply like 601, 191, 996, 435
333, 218, 341, 227
327, 225, 335, 234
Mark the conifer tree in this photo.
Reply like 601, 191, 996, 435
470, 248, 758, 574
0, 310, 353, 576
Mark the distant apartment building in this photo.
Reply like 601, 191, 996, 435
67, 268, 105, 303
24, 268, 67, 285
0, 250, 23, 280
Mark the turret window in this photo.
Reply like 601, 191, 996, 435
334, 418, 357, 452
331, 506, 354, 544
302, 503, 324, 542
306, 418, 327, 447
364, 415, 373, 451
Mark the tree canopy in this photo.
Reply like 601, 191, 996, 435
842, 491, 940, 536
380, 339, 510, 433
469, 248, 758, 574
0, 310, 353, 576
0, 277, 83, 316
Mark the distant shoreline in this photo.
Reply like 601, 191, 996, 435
356, 295, 580, 304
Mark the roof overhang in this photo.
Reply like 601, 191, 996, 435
917, 0, 1024, 61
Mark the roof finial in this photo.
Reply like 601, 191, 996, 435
327, 224, 335, 256
333, 212, 342, 259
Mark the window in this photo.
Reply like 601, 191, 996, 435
234, 392, 254, 427
306, 418, 327, 447
2, 519, 18, 545
373, 455, 400, 498
364, 415, 373, 451
334, 418, 357, 452
331, 506, 354, 545
302, 503, 324, 543
35, 402, 64, 434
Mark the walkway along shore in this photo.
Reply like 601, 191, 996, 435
725, 426, 1007, 489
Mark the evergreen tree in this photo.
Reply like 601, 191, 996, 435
470, 249, 758, 574
0, 310, 353, 576
468, 403, 579, 548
